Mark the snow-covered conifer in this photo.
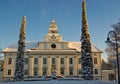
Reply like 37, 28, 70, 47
14, 16, 26, 81
81, 0, 93, 80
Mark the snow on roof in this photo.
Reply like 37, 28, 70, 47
3, 41, 102, 53
68, 42, 102, 52
3, 41, 38, 52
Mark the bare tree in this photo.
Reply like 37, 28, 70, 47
105, 20, 120, 66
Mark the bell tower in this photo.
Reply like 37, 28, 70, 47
45, 19, 62, 42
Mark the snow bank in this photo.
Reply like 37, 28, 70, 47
0, 80, 117, 84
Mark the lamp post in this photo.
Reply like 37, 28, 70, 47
111, 58, 116, 81
105, 31, 120, 84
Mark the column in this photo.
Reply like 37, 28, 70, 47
38, 56, 43, 76
12, 56, 16, 77
3, 56, 7, 77
29, 56, 34, 77
73, 56, 77, 76
65, 56, 69, 76
47, 56, 51, 76
56, 56, 60, 76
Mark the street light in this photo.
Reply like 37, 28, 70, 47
105, 31, 120, 84
111, 58, 117, 81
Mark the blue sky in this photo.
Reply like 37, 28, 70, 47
0, 0, 120, 61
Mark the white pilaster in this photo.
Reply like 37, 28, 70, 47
38, 56, 43, 76
56, 56, 60, 76
3, 56, 7, 77
47, 56, 51, 76
29, 56, 34, 76
73, 56, 77, 76
65, 56, 69, 76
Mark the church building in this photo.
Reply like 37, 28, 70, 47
3, 19, 102, 80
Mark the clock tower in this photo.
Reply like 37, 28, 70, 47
45, 19, 62, 42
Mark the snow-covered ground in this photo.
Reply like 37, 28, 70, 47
0, 80, 117, 84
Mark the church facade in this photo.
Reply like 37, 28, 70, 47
3, 19, 102, 80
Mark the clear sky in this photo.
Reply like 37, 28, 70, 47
0, 0, 120, 61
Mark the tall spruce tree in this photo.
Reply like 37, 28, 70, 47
14, 16, 26, 81
81, 0, 93, 80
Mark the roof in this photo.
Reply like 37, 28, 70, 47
3, 41, 102, 53
3, 41, 38, 52
68, 42, 102, 52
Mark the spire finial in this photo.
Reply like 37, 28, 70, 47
48, 18, 58, 34
23, 16, 26, 19
51, 18, 56, 22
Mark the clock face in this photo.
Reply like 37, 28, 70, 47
51, 44, 56, 49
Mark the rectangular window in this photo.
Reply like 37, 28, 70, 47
34, 67, 38, 76
61, 44, 65, 49
94, 69, 98, 74
43, 58, 47, 64
108, 74, 115, 80
79, 58, 81, 64
44, 44, 47, 49
78, 69, 82, 74
8, 58, 12, 64
24, 58, 28, 64
24, 69, 28, 75
52, 58, 56, 64
34, 58, 38, 64
69, 58, 73, 64
8, 69, 11, 75
61, 58, 64, 64
9, 54, 12, 56
69, 67, 73, 75
60, 67, 64, 75
43, 67, 47, 75
94, 58, 97, 64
